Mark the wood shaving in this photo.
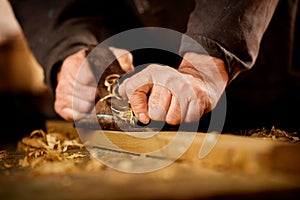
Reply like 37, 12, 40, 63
1, 128, 106, 174
0, 150, 13, 169
99, 74, 135, 126
17, 129, 85, 168
0, 150, 8, 159
240, 126, 299, 143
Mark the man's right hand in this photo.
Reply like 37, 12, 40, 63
118, 53, 228, 125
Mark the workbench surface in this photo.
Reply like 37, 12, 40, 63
1, 120, 299, 200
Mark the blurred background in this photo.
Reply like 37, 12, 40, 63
0, 0, 56, 141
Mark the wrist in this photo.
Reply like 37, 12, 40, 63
179, 52, 228, 82
178, 52, 228, 108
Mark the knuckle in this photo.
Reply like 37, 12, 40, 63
79, 102, 92, 113
166, 97, 181, 125
166, 114, 180, 125
73, 97, 91, 113
147, 63, 161, 70
184, 100, 203, 123
149, 105, 166, 121
54, 102, 65, 118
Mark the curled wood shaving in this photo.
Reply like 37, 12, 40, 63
0, 150, 7, 159
17, 129, 85, 168
99, 74, 135, 125
0, 150, 13, 169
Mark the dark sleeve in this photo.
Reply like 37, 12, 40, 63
180, 0, 279, 81
9, 0, 140, 91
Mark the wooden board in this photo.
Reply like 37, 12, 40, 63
48, 120, 300, 176
2, 119, 298, 199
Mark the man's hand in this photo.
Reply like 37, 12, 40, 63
118, 53, 228, 125
54, 47, 134, 120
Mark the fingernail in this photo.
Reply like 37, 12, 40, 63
138, 113, 150, 124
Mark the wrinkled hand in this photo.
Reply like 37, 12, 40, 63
119, 52, 228, 125
54, 47, 134, 120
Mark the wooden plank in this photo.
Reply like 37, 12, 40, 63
0, 119, 299, 200
46, 120, 300, 176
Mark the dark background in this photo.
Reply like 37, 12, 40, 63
1, 0, 299, 141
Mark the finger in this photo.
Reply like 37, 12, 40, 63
118, 73, 151, 99
72, 82, 97, 102
56, 107, 87, 121
182, 79, 207, 123
54, 107, 74, 121
184, 100, 203, 123
73, 110, 90, 120
61, 49, 95, 86
56, 84, 93, 112
75, 61, 97, 86
57, 96, 96, 121
129, 84, 152, 124
54, 95, 73, 120
165, 96, 182, 125
148, 84, 172, 121
73, 96, 94, 113
55, 93, 93, 119
57, 65, 96, 103
109, 46, 134, 73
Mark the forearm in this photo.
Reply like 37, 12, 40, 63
180, 0, 279, 82
9, 1, 98, 90
9, 0, 140, 92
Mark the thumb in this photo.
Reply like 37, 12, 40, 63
119, 82, 152, 124
130, 85, 151, 124
109, 46, 134, 73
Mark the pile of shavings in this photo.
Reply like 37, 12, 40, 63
17, 129, 86, 168
241, 126, 299, 143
